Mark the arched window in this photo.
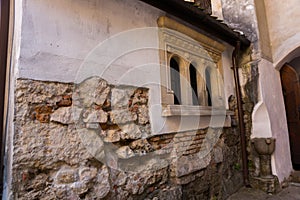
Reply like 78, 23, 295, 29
170, 57, 181, 105
189, 63, 199, 105
205, 68, 212, 106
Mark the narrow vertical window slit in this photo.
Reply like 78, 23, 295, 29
170, 57, 181, 105
205, 68, 212, 106
189, 63, 199, 105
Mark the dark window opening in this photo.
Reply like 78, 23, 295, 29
189, 63, 199, 105
170, 57, 181, 105
205, 68, 212, 106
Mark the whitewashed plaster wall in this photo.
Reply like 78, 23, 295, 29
259, 0, 300, 181
15, 0, 236, 135
253, 0, 294, 182
221, 0, 293, 182
255, 59, 292, 182
263, 0, 300, 66
18, 0, 163, 82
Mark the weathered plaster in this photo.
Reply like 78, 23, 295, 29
7, 0, 249, 198
251, 102, 272, 139
273, 33, 300, 69
221, 45, 235, 109
18, 0, 164, 82
221, 0, 258, 43
221, 0, 294, 183
253, 0, 272, 61
264, 0, 300, 64
257, 58, 292, 182
15, 0, 237, 136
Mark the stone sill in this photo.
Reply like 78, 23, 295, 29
162, 105, 234, 117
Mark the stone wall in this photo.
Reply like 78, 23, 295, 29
221, 0, 258, 43
12, 77, 243, 199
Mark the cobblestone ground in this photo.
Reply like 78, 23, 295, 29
228, 184, 300, 200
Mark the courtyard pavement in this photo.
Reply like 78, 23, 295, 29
228, 183, 300, 200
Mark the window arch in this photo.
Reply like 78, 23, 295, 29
170, 57, 181, 105
158, 16, 226, 116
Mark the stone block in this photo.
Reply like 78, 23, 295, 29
139, 124, 152, 137
57, 95, 72, 107
109, 109, 137, 124
249, 175, 280, 194
129, 139, 153, 155
111, 170, 128, 186
86, 123, 100, 129
175, 174, 196, 185
13, 123, 94, 168
75, 77, 110, 107
116, 146, 135, 159
77, 128, 105, 160
111, 87, 135, 108
94, 165, 110, 198
138, 105, 149, 124
55, 168, 78, 184
119, 123, 142, 140
156, 186, 182, 200
78, 167, 97, 182
173, 152, 211, 177
82, 109, 107, 123
51, 107, 82, 124
213, 147, 223, 163
71, 181, 89, 195
131, 88, 148, 105
104, 129, 121, 143
35, 105, 53, 123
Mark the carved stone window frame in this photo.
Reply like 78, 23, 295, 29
157, 16, 227, 116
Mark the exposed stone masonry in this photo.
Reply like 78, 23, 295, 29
13, 77, 243, 199
236, 49, 280, 193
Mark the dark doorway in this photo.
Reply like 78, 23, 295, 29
280, 63, 300, 169
0, 0, 10, 196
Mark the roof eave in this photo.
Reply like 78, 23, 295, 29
139, 0, 251, 49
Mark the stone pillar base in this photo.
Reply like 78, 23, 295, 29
250, 175, 279, 194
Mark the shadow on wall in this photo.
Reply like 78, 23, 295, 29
251, 101, 272, 139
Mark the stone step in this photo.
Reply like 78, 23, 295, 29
290, 171, 300, 183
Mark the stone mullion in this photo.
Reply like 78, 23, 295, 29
179, 59, 192, 105
208, 62, 217, 106
197, 60, 206, 106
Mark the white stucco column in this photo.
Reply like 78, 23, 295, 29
253, 58, 293, 183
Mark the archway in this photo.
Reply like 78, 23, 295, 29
280, 63, 300, 169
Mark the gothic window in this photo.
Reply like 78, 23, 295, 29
158, 16, 225, 116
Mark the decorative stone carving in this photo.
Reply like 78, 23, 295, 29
158, 16, 225, 64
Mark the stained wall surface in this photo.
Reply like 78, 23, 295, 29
221, 0, 293, 183
6, 0, 242, 199
264, 0, 300, 65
